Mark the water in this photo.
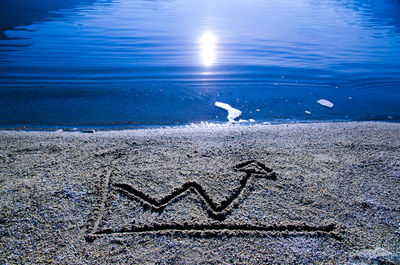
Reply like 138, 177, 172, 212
0, 0, 400, 128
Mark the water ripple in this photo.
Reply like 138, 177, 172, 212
0, 0, 399, 127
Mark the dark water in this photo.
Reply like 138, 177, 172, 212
0, 0, 400, 128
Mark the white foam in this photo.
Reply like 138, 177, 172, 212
215, 102, 242, 123
249, 119, 256, 123
317, 99, 334, 108
185, 121, 232, 129
305, 110, 311, 115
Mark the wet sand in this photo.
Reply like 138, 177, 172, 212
0, 122, 399, 264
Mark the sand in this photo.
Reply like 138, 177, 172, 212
0, 122, 399, 264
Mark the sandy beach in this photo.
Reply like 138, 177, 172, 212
0, 122, 399, 264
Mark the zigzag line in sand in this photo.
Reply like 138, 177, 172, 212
113, 160, 277, 220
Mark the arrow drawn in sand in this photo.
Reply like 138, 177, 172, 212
86, 161, 340, 241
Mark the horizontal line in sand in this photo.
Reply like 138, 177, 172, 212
86, 223, 341, 241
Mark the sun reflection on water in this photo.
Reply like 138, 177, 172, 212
199, 31, 217, 67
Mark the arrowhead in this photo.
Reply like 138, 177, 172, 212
234, 160, 277, 180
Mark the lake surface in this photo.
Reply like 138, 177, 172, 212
1, 0, 400, 128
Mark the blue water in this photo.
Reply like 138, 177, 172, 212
0, 0, 400, 128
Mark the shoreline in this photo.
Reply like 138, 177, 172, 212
0, 121, 399, 264
0, 119, 398, 132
